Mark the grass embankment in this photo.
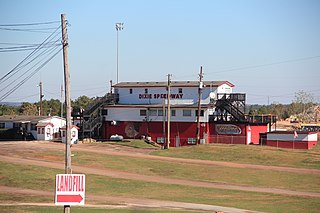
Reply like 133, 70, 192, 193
152, 142, 320, 169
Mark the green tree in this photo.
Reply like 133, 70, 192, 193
0, 104, 18, 116
41, 99, 62, 116
19, 102, 38, 116
289, 90, 315, 122
72, 95, 95, 110
270, 102, 289, 120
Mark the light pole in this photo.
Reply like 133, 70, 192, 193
116, 22, 124, 84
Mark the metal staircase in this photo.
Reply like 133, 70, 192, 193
82, 93, 118, 138
210, 93, 277, 125
212, 93, 246, 122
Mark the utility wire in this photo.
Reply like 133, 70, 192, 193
0, 45, 61, 92
0, 25, 61, 84
0, 27, 59, 33
176, 55, 320, 79
0, 21, 59, 27
0, 35, 61, 87
0, 42, 61, 53
0, 48, 62, 101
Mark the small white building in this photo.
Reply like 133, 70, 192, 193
0, 115, 66, 140
61, 125, 79, 144
36, 116, 66, 140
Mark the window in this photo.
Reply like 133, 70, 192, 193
157, 137, 165, 144
41, 128, 45, 134
178, 88, 183, 94
158, 109, 164, 116
31, 123, 37, 131
0, 123, 5, 129
129, 88, 133, 94
101, 109, 108, 116
13, 123, 21, 128
195, 110, 204, 117
145, 88, 148, 94
183, 109, 192, 116
148, 109, 157, 116
37, 128, 41, 134
171, 110, 176, 116
187, 138, 197, 144
140, 109, 147, 116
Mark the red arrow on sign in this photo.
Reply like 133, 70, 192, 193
57, 194, 83, 203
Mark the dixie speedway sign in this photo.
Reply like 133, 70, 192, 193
55, 174, 85, 205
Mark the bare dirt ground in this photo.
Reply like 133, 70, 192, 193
1, 141, 320, 212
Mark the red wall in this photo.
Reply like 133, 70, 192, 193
249, 125, 268, 144
104, 121, 208, 147
208, 123, 246, 144
267, 140, 317, 149
104, 121, 269, 147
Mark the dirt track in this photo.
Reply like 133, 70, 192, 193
1, 141, 320, 212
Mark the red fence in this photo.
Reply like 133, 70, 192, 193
208, 135, 247, 145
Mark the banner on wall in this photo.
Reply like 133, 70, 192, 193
215, 124, 242, 135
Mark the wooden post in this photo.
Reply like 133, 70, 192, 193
61, 14, 72, 213
166, 74, 172, 149
39, 81, 43, 116
196, 66, 203, 144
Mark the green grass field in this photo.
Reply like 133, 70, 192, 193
1, 140, 320, 212
152, 142, 320, 169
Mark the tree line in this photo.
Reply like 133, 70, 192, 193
247, 91, 317, 122
0, 95, 96, 117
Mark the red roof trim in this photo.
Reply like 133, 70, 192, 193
36, 122, 54, 127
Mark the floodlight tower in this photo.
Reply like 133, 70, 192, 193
116, 22, 124, 84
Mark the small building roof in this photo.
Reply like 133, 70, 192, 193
113, 81, 234, 88
0, 115, 49, 123
36, 122, 54, 127
60, 125, 80, 130
0, 115, 65, 123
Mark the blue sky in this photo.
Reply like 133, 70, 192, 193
1, 0, 319, 104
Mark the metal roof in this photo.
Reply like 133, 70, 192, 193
0, 116, 64, 123
113, 81, 234, 88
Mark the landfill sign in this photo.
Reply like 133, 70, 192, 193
55, 174, 85, 205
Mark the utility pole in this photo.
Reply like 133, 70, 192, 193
166, 74, 172, 149
61, 14, 72, 213
110, 80, 113, 94
60, 82, 64, 118
196, 66, 203, 145
39, 81, 44, 116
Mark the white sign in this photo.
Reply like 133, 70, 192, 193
55, 174, 86, 206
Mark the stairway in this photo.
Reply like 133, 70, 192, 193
213, 93, 246, 122
82, 93, 118, 138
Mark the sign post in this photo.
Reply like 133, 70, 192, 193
55, 174, 86, 206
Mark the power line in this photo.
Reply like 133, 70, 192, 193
0, 21, 59, 27
0, 27, 59, 33
176, 55, 320, 79
0, 25, 61, 84
0, 42, 61, 53
0, 45, 61, 92
0, 48, 62, 101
